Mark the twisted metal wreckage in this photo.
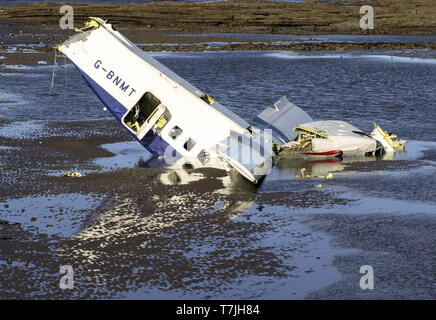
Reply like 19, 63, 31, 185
57, 18, 406, 185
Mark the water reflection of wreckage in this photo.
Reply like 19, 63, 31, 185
58, 18, 406, 184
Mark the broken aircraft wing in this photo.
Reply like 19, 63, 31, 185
257, 96, 313, 144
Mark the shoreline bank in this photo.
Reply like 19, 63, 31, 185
0, 1, 435, 66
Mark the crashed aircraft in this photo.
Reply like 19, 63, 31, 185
58, 18, 406, 184
258, 96, 406, 160
58, 17, 273, 184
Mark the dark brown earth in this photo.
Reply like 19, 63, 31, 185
1, 0, 436, 36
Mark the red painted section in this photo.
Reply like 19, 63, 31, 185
302, 150, 343, 156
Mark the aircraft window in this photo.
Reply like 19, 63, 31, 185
182, 163, 194, 170
124, 91, 161, 132
153, 109, 171, 135
169, 126, 183, 140
197, 150, 210, 165
183, 138, 196, 152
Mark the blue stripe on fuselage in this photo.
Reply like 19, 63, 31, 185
75, 63, 176, 157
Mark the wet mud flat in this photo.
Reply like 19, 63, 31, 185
0, 118, 435, 299
0, 119, 345, 299
0, 14, 435, 297
302, 213, 435, 299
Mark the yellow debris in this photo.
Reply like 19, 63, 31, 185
74, 17, 103, 33
315, 184, 323, 188
201, 94, 216, 105
372, 122, 406, 152
326, 173, 334, 179
85, 18, 101, 29
293, 125, 328, 139
62, 172, 82, 178
126, 120, 140, 132
155, 115, 168, 129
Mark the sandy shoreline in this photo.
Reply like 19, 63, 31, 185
1, 0, 436, 35
0, 0, 435, 66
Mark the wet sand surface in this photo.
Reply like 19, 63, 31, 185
0, 120, 347, 299
0, 1, 435, 300
0, 117, 435, 299
302, 213, 435, 299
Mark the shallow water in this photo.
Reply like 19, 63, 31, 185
180, 33, 436, 43
2, 193, 102, 237
1, 50, 435, 141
